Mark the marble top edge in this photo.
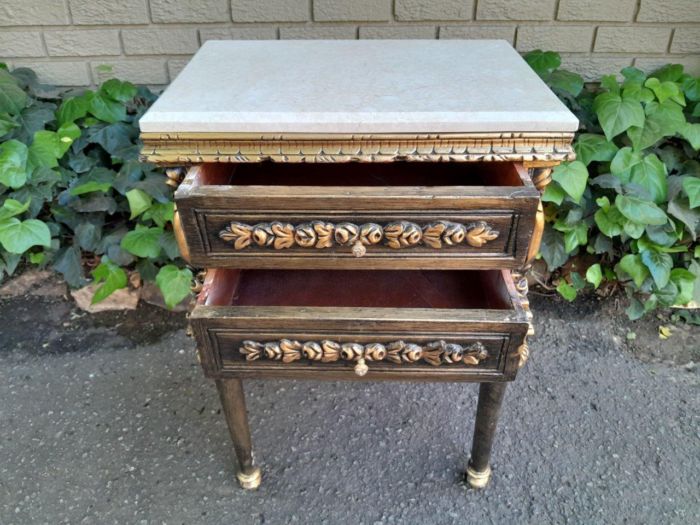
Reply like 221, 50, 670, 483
140, 39, 579, 135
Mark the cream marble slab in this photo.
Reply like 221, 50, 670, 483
139, 40, 578, 134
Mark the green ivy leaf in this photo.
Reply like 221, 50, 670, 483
610, 147, 642, 183
668, 195, 699, 239
0, 69, 28, 115
640, 249, 673, 288
125, 188, 152, 219
574, 133, 619, 166
644, 77, 685, 106
650, 64, 684, 83
623, 220, 645, 239
670, 268, 695, 306
141, 201, 174, 227
586, 264, 603, 289
618, 254, 650, 287
57, 122, 80, 155
56, 94, 88, 125
682, 76, 700, 101
69, 167, 115, 196
683, 177, 700, 208
0, 139, 28, 188
627, 100, 686, 151
680, 122, 700, 150
594, 206, 624, 237
524, 50, 561, 77
629, 154, 667, 204
552, 161, 588, 204
547, 70, 584, 97
100, 79, 137, 103
593, 92, 645, 141
91, 257, 127, 303
541, 181, 566, 205
0, 198, 30, 221
616, 195, 668, 225
621, 67, 647, 87
156, 264, 193, 309
88, 92, 126, 123
600, 75, 620, 94
120, 226, 162, 258
539, 227, 568, 270
0, 112, 18, 136
0, 218, 51, 254
28, 130, 62, 169
556, 281, 577, 302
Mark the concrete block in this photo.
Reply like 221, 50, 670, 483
69, 0, 149, 25
395, 0, 473, 21
314, 0, 391, 22
45, 30, 121, 57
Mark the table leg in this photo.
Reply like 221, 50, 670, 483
216, 378, 262, 490
466, 382, 508, 489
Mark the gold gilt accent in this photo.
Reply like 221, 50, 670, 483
240, 339, 488, 376
140, 132, 575, 164
516, 341, 530, 369
220, 220, 499, 255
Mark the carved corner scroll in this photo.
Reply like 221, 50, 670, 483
240, 339, 489, 375
220, 220, 499, 254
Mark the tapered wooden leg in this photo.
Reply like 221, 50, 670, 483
216, 378, 261, 490
466, 382, 508, 489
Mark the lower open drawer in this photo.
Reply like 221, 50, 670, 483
190, 269, 528, 382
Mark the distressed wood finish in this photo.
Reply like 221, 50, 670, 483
175, 162, 539, 270
140, 131, 576, 164
190, 268, 529, 382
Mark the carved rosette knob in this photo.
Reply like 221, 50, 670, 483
351, 241, 366, 257
354, 358, 369, 377
385, 221, 422, 249
364, 343, 386, 361
334, 223, 359, 245
294, 223, 317, 247
360, 222, 383, 245
252, 224, 274, 247
302, 341, 323, 361
341, 342, 364, 361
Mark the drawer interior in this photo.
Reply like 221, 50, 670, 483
187, 161, 529, 188
203, 269, 516, 311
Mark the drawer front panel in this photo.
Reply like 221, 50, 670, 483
191, 308, 527, 382
202, 211, 517, 261
174, 162, 540, 269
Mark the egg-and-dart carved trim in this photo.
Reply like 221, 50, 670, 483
240, 339, 489, 367
219, 220, 499, 251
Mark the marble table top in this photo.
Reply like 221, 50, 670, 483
139, 40, 578, 134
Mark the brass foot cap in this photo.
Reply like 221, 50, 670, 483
236, 467, 262, 490
466, 465, 491, 489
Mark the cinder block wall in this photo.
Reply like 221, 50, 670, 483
1, 0, 698, 86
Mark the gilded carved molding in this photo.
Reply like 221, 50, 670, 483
240, 338, 489, 376
141, 132, 575, 164
220, 219, 499, 255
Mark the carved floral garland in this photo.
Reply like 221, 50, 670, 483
220, 220, 498, 251
240, 339, 488, 367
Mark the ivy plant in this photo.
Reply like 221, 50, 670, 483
526, 51, 700, 319
0, 65, 191, 308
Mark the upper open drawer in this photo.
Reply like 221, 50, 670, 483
174, 162, 540, 270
